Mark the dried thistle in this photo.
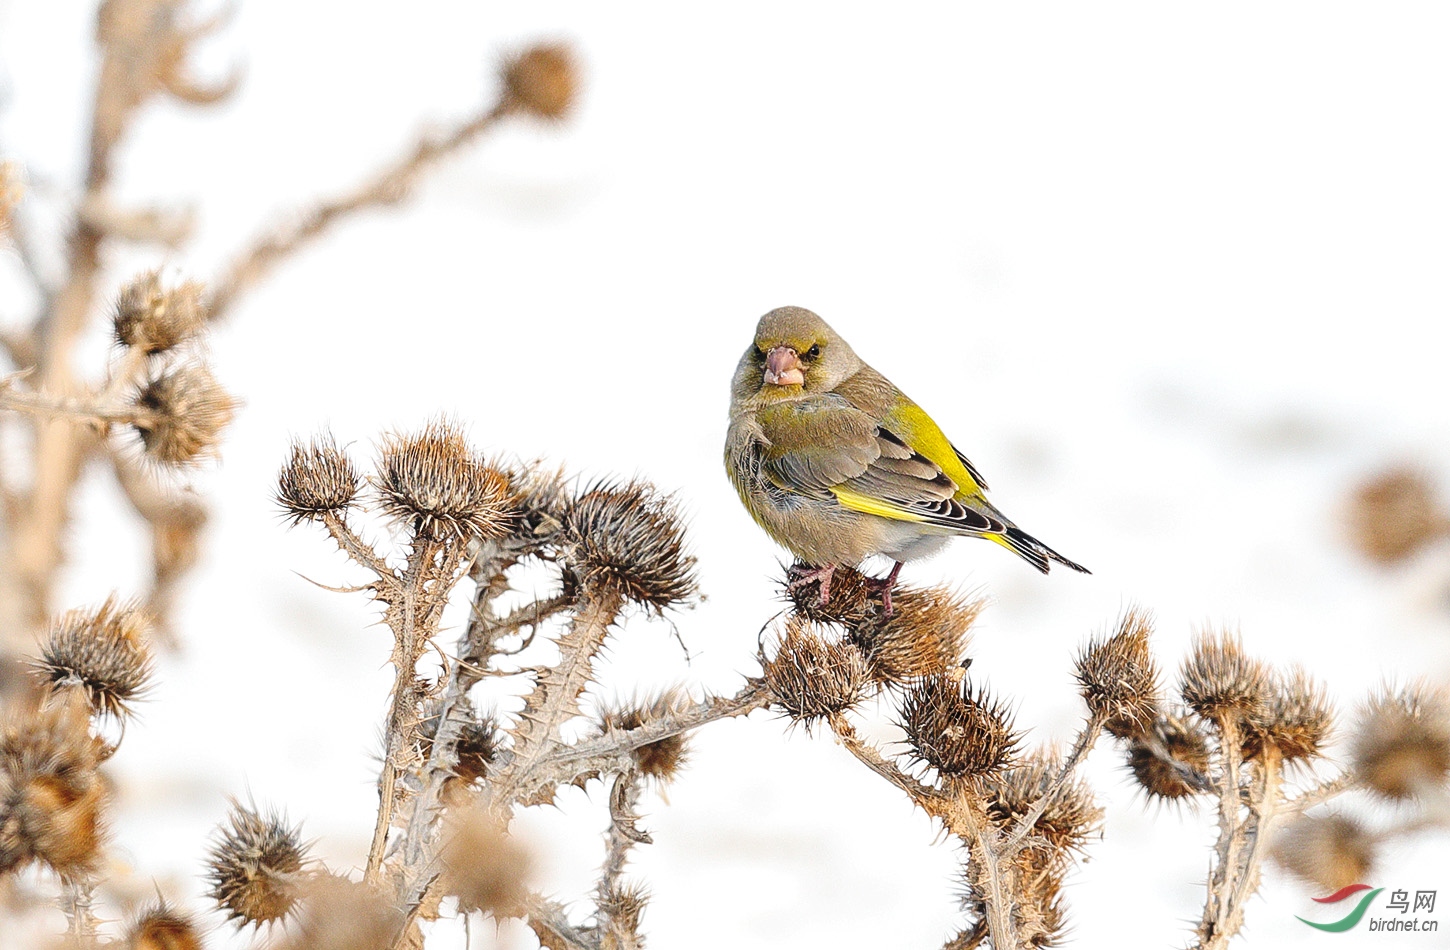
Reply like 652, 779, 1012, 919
561, 480, 698, 610
1075, 608, 1159, 738
1243, 667, 1333, 763
0, 692, 106, 877
418, 703, 499, 785
35, 595, 154, 720
984, 750, 1102, 853
600, 690, 693, 783
763, 617, 872, 726
279, 874, 401, 950
1272, 814, 1375, 892
853, 585, 979, 685
276, 434, 361, 524
598, 880, 651, 942
900, 675, 1017, 777
1350, 683, 1450, 799
125, 901, 203, 950
205, 801, 310, 928
113, 270, 207, 354
1125, 713, 1211, 802
503, 459, 569, 538
501, 43, 578, 120
439, 806, 532, 918
1178, 630, 1271, 725
372, 419, 515, 542
1347, 466, 1446, 563
784, 563, 879, 627
132, 362, 237, 464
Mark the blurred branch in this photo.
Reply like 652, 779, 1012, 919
206, 101, 511, 321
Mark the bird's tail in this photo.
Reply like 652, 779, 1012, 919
994, 526, 1091, 575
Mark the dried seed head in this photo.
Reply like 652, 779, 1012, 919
1347, 467, 1446, 564
900, 675, 1018, 777
0, 692, 106, 877
1125, 713, 1211, 802
439, 807, 531, 918
373, 420, 515, 542
561, 480, 698, 610
125, 902, 203, 950
1350, 683, 1450, 799
417, 703, 499, 786
501, 43, 578, 120
113, 270, 207, 354
277, 435, 361, 524
784, 563, 879, 627
1243, 667, 1334, 763
1179, 630, 1271, 725
205, 802, 309, 928
598, 880, 650, 942
600, 690, 693, 783
279, 875, 401, 950
503, 460, 569, 539
763, 618, 873, 726
853, 586, 980, 685
132, 362, 236, 464
983, 749, 1102, 853
1075, 608, 1159, 738
1272, 814, 1376, 892
35, 595, 154, 720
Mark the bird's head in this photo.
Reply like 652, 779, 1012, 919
734, 306, 861, 401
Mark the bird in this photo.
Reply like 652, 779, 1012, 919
725, 305, 1088, 613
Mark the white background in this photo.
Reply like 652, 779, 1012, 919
2, 2, 1450, 947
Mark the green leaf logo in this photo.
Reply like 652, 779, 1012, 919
1297, 888, 1384, 932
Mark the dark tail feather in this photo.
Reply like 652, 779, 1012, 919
1002, 526, 1091, 575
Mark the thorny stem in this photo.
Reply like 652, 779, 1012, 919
1220, 747, 1281, 948
1000, 712, 1105, 857
59, 877, 100, 948
1286, 771, 1356, 814
946, 777, 1020, 950
1200, 714, 1247, 948
525, 894, 597, 950
321, 510, 397, 580
501, 682, 770, 808
207, 102, 512, 321
394, 536, 535, 911
366, 538, 458, 884
490, 588, 624, 806
597, 770, 647, 948
827, 713, 942, 810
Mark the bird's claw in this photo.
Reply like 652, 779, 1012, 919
787, 564, 836, 605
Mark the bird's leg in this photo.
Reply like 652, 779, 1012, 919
787, 563, 836, 605
867, 561, 903, 617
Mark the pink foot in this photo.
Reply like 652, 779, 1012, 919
867, 561, 903, 617
787, 563, 836, 604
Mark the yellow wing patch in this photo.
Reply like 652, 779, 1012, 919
883, 400, 986, 498
830, 486, 929, 523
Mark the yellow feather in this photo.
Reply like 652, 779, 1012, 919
830, 485, 928, 523
881, 399, 985, 498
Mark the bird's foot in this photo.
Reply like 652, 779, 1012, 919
787, 563, 836, 605
863, 561, 904, 617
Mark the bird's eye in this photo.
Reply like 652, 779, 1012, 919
805, 344, 821, 360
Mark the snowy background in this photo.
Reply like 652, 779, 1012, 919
3, 2, 1450, 947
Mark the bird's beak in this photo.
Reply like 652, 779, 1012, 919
763, 346, 805, 387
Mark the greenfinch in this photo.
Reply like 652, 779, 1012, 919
725, 306, 1087, 611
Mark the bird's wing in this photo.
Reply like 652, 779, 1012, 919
756, 399, 1003, 535
832, 428, 1003, 536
